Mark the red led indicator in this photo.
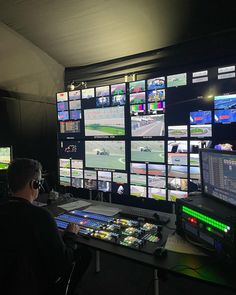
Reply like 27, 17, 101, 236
188, 217, 197, 224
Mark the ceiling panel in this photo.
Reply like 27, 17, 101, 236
0, 0, 235, 67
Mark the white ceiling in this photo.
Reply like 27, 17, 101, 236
0, 0, 235, 67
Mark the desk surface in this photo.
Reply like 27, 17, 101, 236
45, 196, 236, 291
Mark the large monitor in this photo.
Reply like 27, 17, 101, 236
0, 147, 12, 170
200, 148, 236, 207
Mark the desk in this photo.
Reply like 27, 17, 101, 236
45, 198, 236, 294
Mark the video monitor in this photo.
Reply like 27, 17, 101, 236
130, 185, 146, 197
60, 121, 80, 133
168, 141, 188, 153
168, 190, 188, 202
190, 166, 200, 180
148, 102, 165, 113
147, 89, 165, 102
96, 96, 110, 107
72, 178, 83, 188
147, 77, 165, 90
59, 167, 70, 177
84, 179, 97, 190
112, 182, 129, 195
82, 88, 95, 99
57, 92, 68, 102
131, 114, 165, 137
59, 140, 82, 158
85, 140, 126, 170
168, 177, 188, 191
71, 159, 83, 169
98, 181, 111, 192
58, 111, 69, 121
111, 95, 126, 106
148, 188, 166, 200
69, 100, 81, 110
70, 110, 81, 120
130, 92, 146, 104
84, 170, 97, 180
148, 164, 166, 176
168, 153, 188, 165
131, 141, 164, 163
190, 154, 199, 166
190, 124, 212, 137
130, 104, 146, 115
98, 171, 112, 181
129, 80, 145, 93
190, 111, 212, 124
168, 125, 188, 138
130, 174, 146, 186
214, 94, 236, 109
167, 73, 187, 88
148, 175, 166, 188
60, 176, 71, 186
190, 140, 211, 153
113, 172, 128, 183
57, 101, 69, 112
96, 86, 110, 97
72, 169, 83, 178
69, 90, 80, 100
214, 109, 236, 123
200, 149, 236, 206
59, 158, 70, 168
168, 165, 188, 178
84, 107, 125, 136
111, 83, 126, 95
130, 163, 146, 174
0, 147, 12, 170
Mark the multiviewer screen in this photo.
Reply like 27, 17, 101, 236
201, 149, 236, 206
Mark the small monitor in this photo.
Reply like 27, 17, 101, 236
200, 148, 236, 207
0, 147, 12, 170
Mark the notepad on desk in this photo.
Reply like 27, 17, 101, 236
83, 205, 121, 216
58, 200, 91, 211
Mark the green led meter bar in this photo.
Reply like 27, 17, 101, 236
182, 205, 230, 232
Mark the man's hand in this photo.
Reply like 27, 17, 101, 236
66, 223, 80, 234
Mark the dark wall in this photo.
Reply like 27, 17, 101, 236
0, 89, 57, 181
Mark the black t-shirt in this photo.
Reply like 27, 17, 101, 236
0, 196, 78, 295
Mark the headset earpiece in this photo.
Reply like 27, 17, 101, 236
32, 180, 40, 190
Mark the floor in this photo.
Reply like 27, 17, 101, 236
74, 250, 235, 295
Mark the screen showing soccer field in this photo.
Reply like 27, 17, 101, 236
0, 147, 12, 170
131, 141, 164, 163
85, 140, 126, 170
84, 107, 125, 136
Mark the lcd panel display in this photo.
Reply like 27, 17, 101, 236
168, 177, 188, 191
72, 178, 83, 188
148, 188, 166, 200
98, 181, 111, 192
214, 109, 236, 123
58, 111, 69, 121
148, 164, 166, 176
84, 107, 125, 136
131, 141, 164, 163
147, 89, 165, 102
96, 96, 110, 107
131, 115, 165, 137
214, 94, 236, 109
148, 102, 165, 113
82, 88, 95, 99
167, 73, 187, 87
60, 121, 80, 133
129, 80, 145, 93
130, 92, 146, 104
190, 124, 212, 137
147, 77, 165, 90
98, 171, 112, 181
69, 90, 80, 100
96, 86, 110, 97
130, 104, 146, 115
190, 111, 212, 124
0, 147, 12, 170
113, 172, 128, 183
69, 100, 81, 110
130, 185, 146, 197
57, 102, 69, 112
168, 153, 188, 165
59, 158, 70, 168
168, 126, 188, 138
111, 83, 126, 95
168, 190, 188, 202
130, 163, 146, 174
148, 176, 166, 188
70, 110, 81, 120
168, 165, 188, 178
168, 141, 188, 153
71, 159, 83, 169
57, 92, 68, 102
111, 95, 126, 106
85, 140, 126, 170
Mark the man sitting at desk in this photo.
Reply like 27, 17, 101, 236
0, 158, 88, 295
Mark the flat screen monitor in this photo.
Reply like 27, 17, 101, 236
214, 109, 236, 123
200, 148, 236, 207
214, 94, 236, 109
0, 147, 12, 170
190, 111, 212, 124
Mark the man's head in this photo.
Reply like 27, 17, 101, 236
7, 158, 43, 201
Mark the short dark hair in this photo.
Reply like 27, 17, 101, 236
7, 158, 42, 193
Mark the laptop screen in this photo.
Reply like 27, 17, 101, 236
200, 148, 236, 207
